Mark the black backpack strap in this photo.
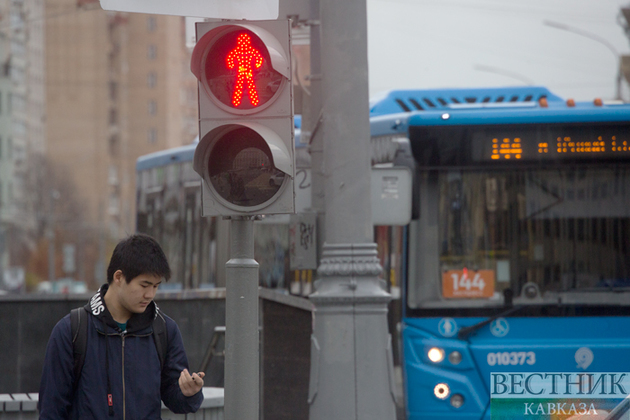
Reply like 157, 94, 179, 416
152, 310, 168, 371
70, 307, 88, 392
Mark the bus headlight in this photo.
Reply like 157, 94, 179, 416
434, 383, 450, 400
428, 347, 445, 363
450, 393, 464, 408
448, 350, 462, 365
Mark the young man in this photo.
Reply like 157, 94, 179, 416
39, 234, 205, 419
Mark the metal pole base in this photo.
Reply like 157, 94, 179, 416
308, 243, 397, 420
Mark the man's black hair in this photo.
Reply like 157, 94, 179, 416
106, 233, 171, 284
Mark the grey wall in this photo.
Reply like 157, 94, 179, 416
260, 290, 313, 420
0, 288, 406, 419
0, 288, 316, 420
0, 290, 227, 394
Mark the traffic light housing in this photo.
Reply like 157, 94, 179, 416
191, 20, 294, 216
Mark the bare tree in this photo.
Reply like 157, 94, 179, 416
11, 152, 103, 291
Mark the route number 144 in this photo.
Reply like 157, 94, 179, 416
453, 271, 485, 291
442, 269, 495, 299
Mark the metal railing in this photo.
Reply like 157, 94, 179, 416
0, 387, 224, 420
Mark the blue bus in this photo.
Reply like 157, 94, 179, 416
369, 86, 630, 419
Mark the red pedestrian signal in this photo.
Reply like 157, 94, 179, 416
191, 20, 294, 216
226, 33, 264, 107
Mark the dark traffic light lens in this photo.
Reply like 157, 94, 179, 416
204, 29, 283, 110
207, 127, 285, 207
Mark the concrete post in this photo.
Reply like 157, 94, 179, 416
224, 216, 259, 420
307, 0, 398, 418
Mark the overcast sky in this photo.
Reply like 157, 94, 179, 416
366, 0, 630, 100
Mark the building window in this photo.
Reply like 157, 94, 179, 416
109, 108, 118, 125
10, 65, 25, 84
148, 128, 157, 144
147, 44, 157, 60
147, 16, 156, 32
14, 120, 26, 135
109, 134, 119, 156
108, 193, 119, 215
108, 165, 118, 185
11, 94, 25, 113
13, 141, 25, 163
148, 100, 157, 116
109, 81, 117, 101
147, 71, 157, 88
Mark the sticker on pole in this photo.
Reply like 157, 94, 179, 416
98, 0, 279, 20
442, 269, 494, 298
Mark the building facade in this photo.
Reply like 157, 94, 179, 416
0, 0, 46, 292
43, 0, 197, 286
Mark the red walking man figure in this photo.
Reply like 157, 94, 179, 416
226, 33, 263, 107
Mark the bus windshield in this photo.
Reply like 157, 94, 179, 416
408, 165, 630, 309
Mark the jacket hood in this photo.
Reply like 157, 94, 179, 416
84, 284, 157, 333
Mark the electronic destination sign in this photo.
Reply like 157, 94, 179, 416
409, 123, 630, 167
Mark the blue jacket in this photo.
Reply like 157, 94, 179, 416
39, 286, 203, 419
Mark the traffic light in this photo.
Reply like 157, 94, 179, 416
190, 20, 294, 216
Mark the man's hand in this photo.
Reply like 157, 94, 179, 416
179, 368, 205, 397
